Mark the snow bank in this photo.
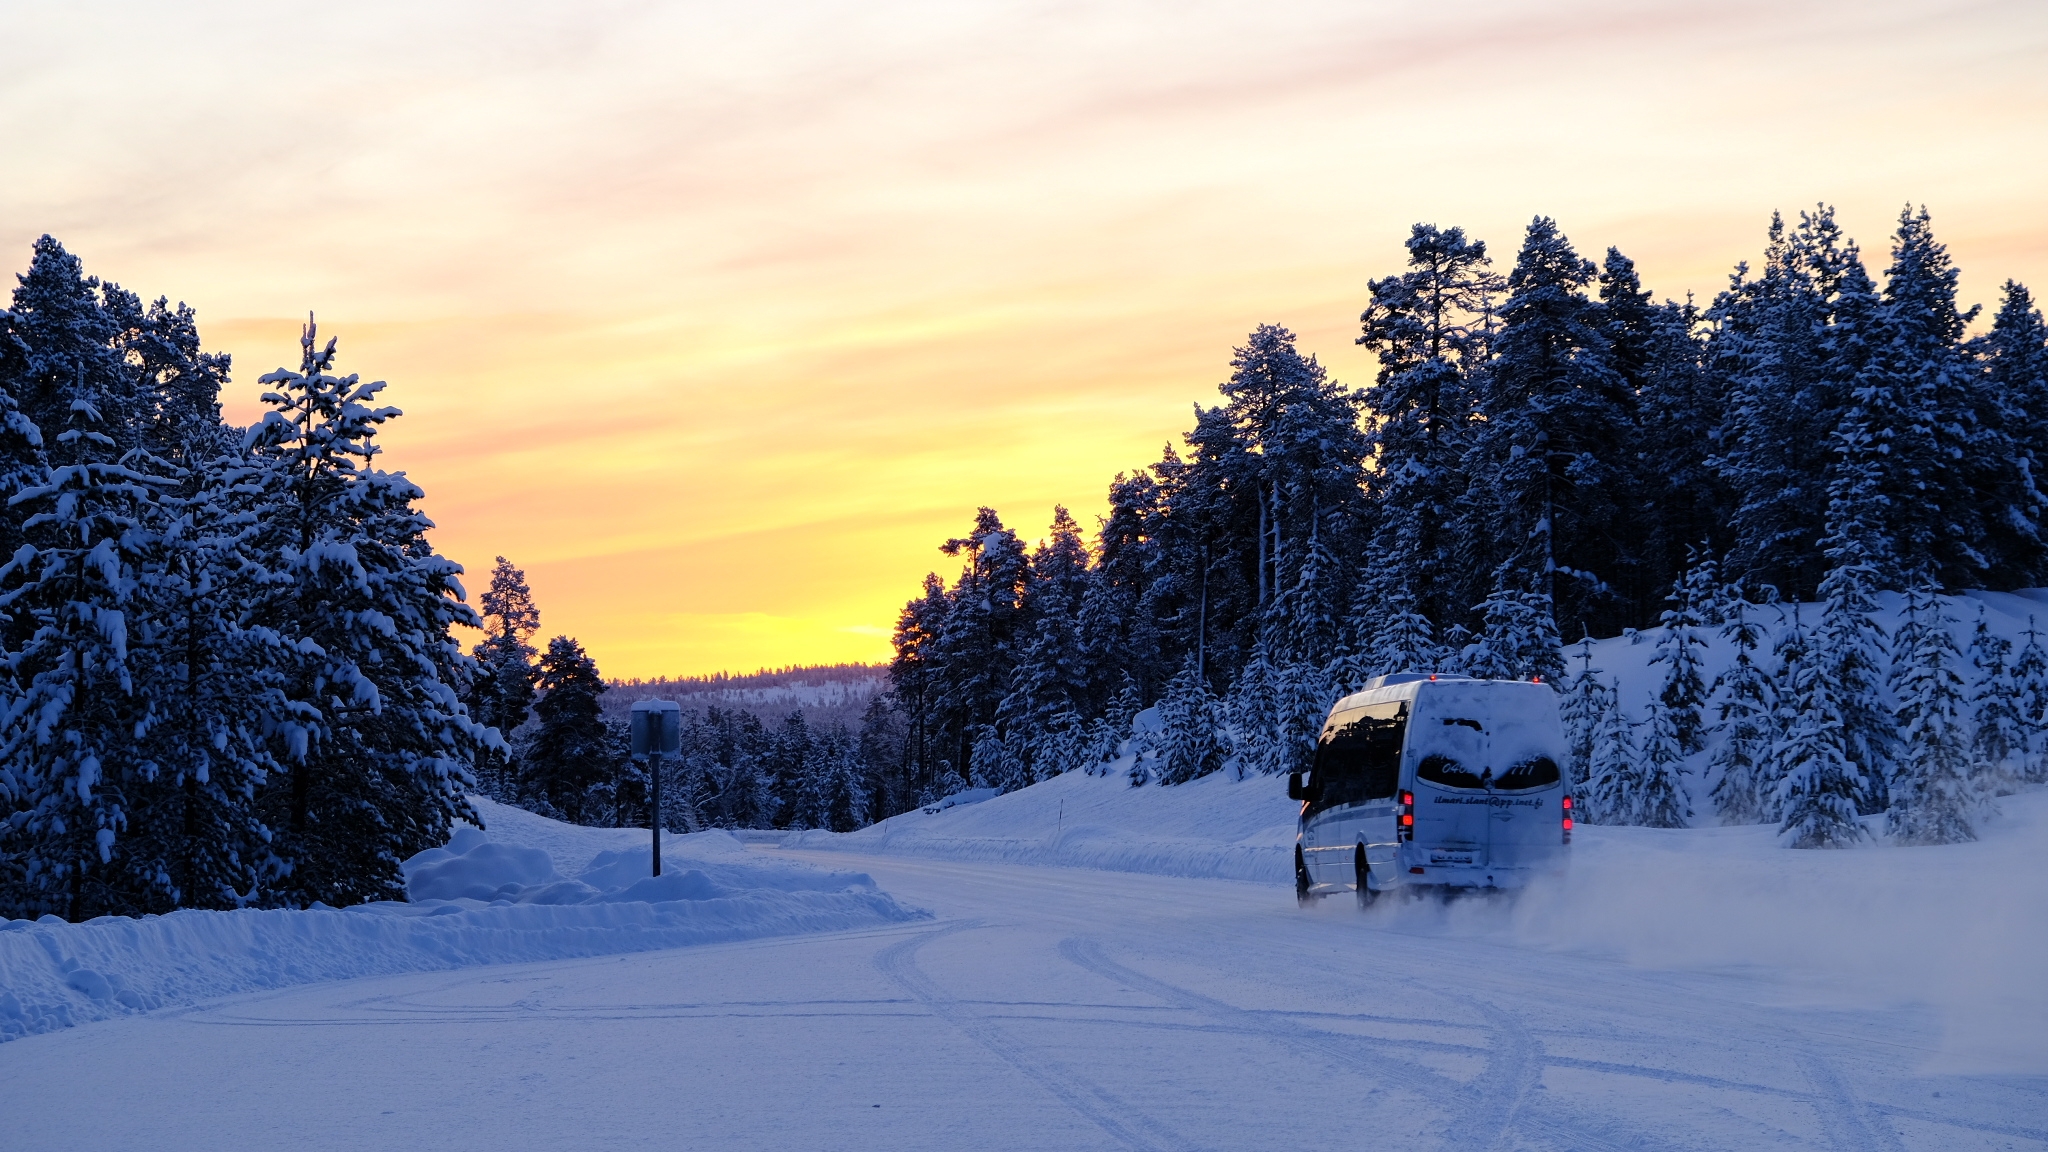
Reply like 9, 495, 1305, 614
0, 798, 926, 1044
785, 768, 1299, 883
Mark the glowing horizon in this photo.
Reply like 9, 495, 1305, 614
5, 1, 2044, 678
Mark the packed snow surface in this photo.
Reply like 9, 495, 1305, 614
0, 797, 924, 1043
788, 765, 2048, 1076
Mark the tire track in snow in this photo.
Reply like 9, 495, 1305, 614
873, 922, 1188, 1152
1796, 1052, 1897, 1152
1059, 937, 1671, 1152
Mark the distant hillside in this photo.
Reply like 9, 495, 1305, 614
603, 664, 888, 731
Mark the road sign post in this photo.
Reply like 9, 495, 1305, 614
629, 699, 683, 877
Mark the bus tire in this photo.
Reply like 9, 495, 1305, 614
1295, 844, 1314, 907
1354, 843, 1376, 909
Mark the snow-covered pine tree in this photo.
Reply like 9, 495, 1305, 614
120, 447, 291, 912
1812, 414, 1896, 815
1774, 594, 1867, 849
1559, 635, 1607, 800
1356, 223, 1498, 628
1762, 600, 1814, 824
968, 725, 1029, 794
1887, 586, 1979, 845
996, 579, 1089, 779
0, 399, 169, 918
1338, 577, 1443, 691
1774, 693, 1865, 849
1708, 591, 1776, 824
1966, 604, 2024, 795
1088, 673, 1142, 776
520, 636, 614, 822
1708, 208, 1859, 598
1461, 584, 1565, 683
1273, 658, 1334, 778
1582, 680, 1639, 825
1633, 700, 1694, 828
1029, 709, 1088, 781
466, 556, 539, 798
1224, 641, 1281, 778
0, 340, 47, 575
242, 320, 489, 905
1648, 552, 1712, 755
1468, 217, 1634, 639
1153, 658, 1224, 785
802, 729, 870, 833
2012, 616, 2048, 783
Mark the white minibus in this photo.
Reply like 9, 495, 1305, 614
1288, 672, 1572, 904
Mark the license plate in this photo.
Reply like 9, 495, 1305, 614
1429, 851, 1474, 865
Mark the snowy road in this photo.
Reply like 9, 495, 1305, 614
3, 850, 2042, 1151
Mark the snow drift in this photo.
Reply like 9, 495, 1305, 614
785, 767, 1299, 882
0, 798, 925, 1044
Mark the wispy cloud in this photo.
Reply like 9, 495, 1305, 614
4, 0, 2043, 675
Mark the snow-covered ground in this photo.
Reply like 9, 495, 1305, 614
5, 626, 2047, 1147
2, 823, 2041, 1149
0, 798, 924, 1044
793, 761, 2048, 1075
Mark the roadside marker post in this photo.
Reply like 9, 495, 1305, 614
629, 699, 683, 877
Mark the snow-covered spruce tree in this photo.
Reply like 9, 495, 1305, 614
1812, 415, 1895, 815
1582, 680, 1639, 826
1887, 586, 1980, 844
2013, 617, 2048, 783
1649, 553, 1712, 755
1461, 583, 1565, 683
1088, 674, 1141, 776
995, 579, 1089, 780
1559, 635, 1607, 800
1356, 223, 1499, 628
1967, 605, 2024, 795
1762, 600, 1815, 825
465, 556, 539, 798
1774, 597, 1868, 850
242, 320, 487, 905
1467, 216, 1634, 639
1224, 641, 1281, 778
1273, 658, 1334, 778
1028, 709, 1088, 781
1336, 576, 1443, 691
113, 447, 298, 913
0, 401, 170, 918
0, 338, 47, 581
1708, 591, 1776, 825
1707, 207, 1859, 599
1153, 658, 1224, 785
1633, 700, 1693, 829
968, 724, 1028, 794
801, 729, 870, 833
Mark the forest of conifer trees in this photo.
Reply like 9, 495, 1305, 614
6, 200, 2041, 921
869, 206, 2048, 848
0, 238, 489, 919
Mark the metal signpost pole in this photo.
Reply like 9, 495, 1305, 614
631, 699, 683, 882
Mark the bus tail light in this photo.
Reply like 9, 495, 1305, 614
1562, 795, 1574, 845
1398, 791, 1414, 842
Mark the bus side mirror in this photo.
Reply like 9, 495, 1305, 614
1287, 772, 1303, 800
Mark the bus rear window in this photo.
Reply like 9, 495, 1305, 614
1494, 755, 1561, 790
1308, 702, 1406, 812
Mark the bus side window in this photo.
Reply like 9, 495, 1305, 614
1307, 702, 1408, 812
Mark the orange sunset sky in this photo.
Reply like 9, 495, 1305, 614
4, 1, 2045, 679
